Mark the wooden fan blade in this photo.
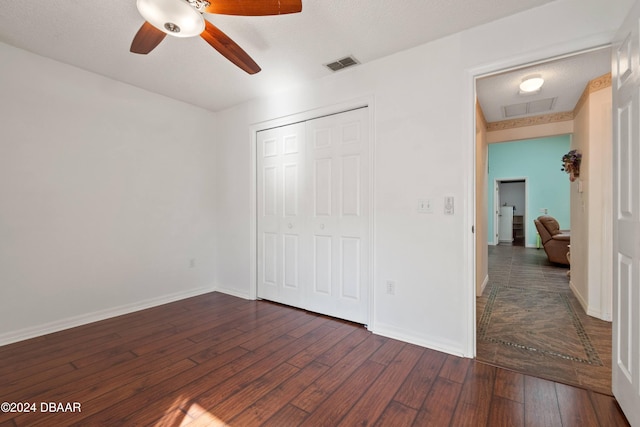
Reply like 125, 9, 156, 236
200, 20, 261, 74
203, 0, 301, 16
130, 22, 166, 54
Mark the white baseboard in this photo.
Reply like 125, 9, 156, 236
569, 280, 589, 314
480, 274, 489, 296
213, 284, 253, 300
0, 286, 216, 347
595, 310, 612, 322
372, 322, 469, 358
569, 281, 613, 321
586, 306, 604, 320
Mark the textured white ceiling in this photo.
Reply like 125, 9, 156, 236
0, 0, 556, 112
477, 47, 612, 123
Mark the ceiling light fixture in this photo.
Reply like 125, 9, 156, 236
136, 0, 205, 37
519, 75, 544, 94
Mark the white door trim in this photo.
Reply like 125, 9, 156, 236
249, 96, 376, 327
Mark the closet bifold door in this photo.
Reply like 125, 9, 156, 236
256, 122, 307, 309
257, 107, 370, 325
305, 107, 370, 324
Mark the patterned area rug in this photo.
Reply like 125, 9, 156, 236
478, 285, 602, 366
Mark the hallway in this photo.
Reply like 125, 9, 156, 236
476, 245, 612, 395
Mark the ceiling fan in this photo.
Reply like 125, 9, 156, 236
130, 0, 302, 74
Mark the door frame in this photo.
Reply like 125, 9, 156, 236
466, 41, 613, 355
249, 96, 376, 327
493, 178, 528, 246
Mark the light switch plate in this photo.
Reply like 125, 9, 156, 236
418, 199, 434, 213
444, 196, 454, 215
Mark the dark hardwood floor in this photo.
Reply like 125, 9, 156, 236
0, 292, 628, 426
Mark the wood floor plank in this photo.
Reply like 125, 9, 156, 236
188, 309, 313, 360
61, 346, 248, 426
262, 404, 309, 426
0, 332, 122, 378
494, 368, 524, 403
299, 359, 386, 426
25, 357, 198, 427
368, 338, 406, 365
185, 328, 250, 364
373, 401, 418, 427
130, 308, 288, 357
237, 310, 317, 351
229, 361, 330, 426
79, 337, 286, 426
175, 325, 336, 424
555, 382, 599, 427
287, 314, 333, 338
523, 375, 562, 427
487, 396, 524, 427
69, 324, 176, 368
114, 320, 334, 426
0, 361, 78, 400
2, 350, 163, 425
588, 390, 631, 427
0, 350, 137, 402
232, 302, 294, 333
449, 362, 496, 427
184, 304, 269, 343
187, 362, 300, 424
413, 377, 463, 427
313, 327, 370, 366
393, 348, 448, 409
337, 344, 424, 426
290, 334, 386, 413
439, 353, 472, 383
286, 322, 356, 369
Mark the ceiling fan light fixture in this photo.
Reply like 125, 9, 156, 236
519, 75, 544, 94
136, 0, 205, 38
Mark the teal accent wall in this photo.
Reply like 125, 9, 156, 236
487, 135, 571, 247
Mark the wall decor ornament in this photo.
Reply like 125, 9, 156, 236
561, 149, 582, 182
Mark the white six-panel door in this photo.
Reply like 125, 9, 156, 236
257, 122, 306, 308
612, 1, 640, 424
304, 108, 370, 323
257, 108, 370, 324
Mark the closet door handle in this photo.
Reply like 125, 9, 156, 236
287, 223, 293, 229
320, 224, 325, 230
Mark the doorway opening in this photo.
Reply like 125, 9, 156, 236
494, 179, 527, 246
474, 46, 613, 394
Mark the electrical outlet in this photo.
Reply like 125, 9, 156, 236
386, 281, 396, 295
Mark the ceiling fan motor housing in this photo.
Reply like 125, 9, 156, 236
136, 0, 205, 37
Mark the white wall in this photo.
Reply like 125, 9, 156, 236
213, 0, 632, 356
588, 88, 613, 321
0, 43, 219, 344
570, 84, 613, 320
